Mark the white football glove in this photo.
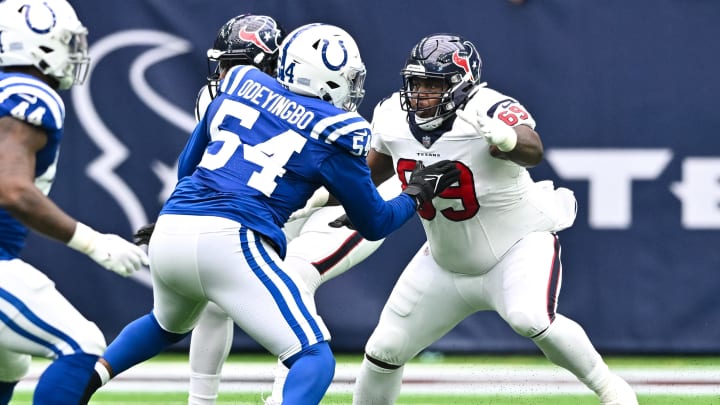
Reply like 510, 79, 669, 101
455, 108, 518, 152
67, 222, 150, 277
288, 187, 330, 222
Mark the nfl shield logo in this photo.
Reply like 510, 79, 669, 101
422, 135, 432, 148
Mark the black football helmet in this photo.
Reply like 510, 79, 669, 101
400, 33, 482, 131
205, 14, 285, 97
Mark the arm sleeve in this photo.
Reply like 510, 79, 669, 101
320, 152, 416, 241
177, 116, 210, 179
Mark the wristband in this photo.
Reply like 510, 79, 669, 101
66, 222, 98, 253
496, 130, 518, 152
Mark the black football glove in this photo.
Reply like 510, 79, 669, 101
328, 214, 355, 230
402, 160, 460, 208
133, 222, 156, 246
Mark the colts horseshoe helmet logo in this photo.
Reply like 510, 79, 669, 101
23, 2, 57, 34
321, 39, 348, 71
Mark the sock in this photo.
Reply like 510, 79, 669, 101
188, 303, 233, 404
188, 372, 221, 405
94, 361, 111, 385
79, 361, 114, 404
0, 381, 18, 405
79, 313, 189, 404
266, 358, 289, 402
282, 342, 335, 405
33, 353, 98, 405
103, 312, 188, 377
352, 356, 404, 405
532, 314, 610, 393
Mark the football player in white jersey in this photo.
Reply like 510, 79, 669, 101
0, 1, 149, 404
349, 33, 638, 405
178, 15, 401, 405
78, 24, 459, 405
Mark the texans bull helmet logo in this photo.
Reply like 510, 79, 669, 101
237, 16, 282, 54
451, 43, 477, 82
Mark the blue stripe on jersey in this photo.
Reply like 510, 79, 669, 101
311, 112, 367, 144
220, 65, 254, 95
0, 75, 64, 129
0, 287, 82, 357
240, 227, 323, 348
253, 233, 325, 343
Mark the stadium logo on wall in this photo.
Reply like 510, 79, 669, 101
71, 29, 197, 287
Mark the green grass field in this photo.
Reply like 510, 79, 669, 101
10, 392, 719, 404
11, 354, 720, 404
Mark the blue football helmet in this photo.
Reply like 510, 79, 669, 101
400, 33, 482, 130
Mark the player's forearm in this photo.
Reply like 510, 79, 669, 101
0, 182, 76, 242
491, 125, 543, 167
347, 193, 416, 241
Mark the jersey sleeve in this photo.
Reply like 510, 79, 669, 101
474, 88, 536, 129
177, 115, 210, 179
310, 111, 372, 157
194, 85, 212, 122
0, 75, 64, 132
319, 151, 416, 241
369, 94, 397, 155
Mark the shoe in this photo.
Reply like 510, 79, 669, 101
263, 394, 282, 405
599, 374, 638, 405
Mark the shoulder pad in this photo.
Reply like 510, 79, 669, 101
310, 111, 372, 156
0, 74, 64, 130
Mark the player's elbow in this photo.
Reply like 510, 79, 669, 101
524, 148, 544, 167
358, 230, 383, 241
0, 180, 36, 212
363, 232, 385, 242
354, 224, 386, 242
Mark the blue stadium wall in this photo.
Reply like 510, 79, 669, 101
24, 0, 720, 354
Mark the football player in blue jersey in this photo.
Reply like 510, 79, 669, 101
184, 14, 292, 405
78, 23, 460, 405
0, 1, 149, 404
179, 15, 403, 405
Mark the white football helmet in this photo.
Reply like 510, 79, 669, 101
277, 23, 366, 112
0, 0, 89, 90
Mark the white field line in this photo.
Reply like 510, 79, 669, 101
16, 361, 720, 396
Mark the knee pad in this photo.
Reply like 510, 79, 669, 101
364, 325, 412, 368
505, 309, 551, 338
0, 351, 30, 381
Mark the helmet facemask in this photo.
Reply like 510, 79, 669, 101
399, 33, 482, 131
318, 64, 366, 112
52, 26, 89, 89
